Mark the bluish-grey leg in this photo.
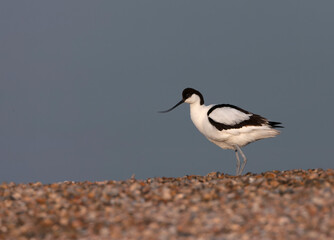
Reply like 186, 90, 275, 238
235, 150, 241, 176
235, 145, 247, 175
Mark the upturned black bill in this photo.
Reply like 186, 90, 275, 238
159, 99, 184, 113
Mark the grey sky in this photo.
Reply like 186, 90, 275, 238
1, 1, 333, 183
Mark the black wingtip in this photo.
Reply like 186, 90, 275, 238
269, 121, 284, 128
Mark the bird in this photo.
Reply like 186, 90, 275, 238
159, 88, 283, 176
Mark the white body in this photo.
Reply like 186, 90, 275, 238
186, 95, 280, 150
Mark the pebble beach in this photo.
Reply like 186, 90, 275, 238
1, 169, 334, 240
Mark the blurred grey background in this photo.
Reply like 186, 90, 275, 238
1, 1, 333, 183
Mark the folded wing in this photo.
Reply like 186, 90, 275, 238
207, 104, 268, 131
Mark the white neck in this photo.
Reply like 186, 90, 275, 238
189, 102, 210, 135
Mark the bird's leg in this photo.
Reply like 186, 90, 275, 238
235, 149, 241, 176
235, 145, 247, 175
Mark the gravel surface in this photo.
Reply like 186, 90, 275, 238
1, 169, 334, 240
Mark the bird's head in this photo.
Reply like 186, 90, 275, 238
159, 88, 204, 113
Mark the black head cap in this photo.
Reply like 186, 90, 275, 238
182, 88, 204, 105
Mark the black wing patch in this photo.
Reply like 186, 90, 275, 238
207, 104, 250, 115
208, 114, 267, 130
